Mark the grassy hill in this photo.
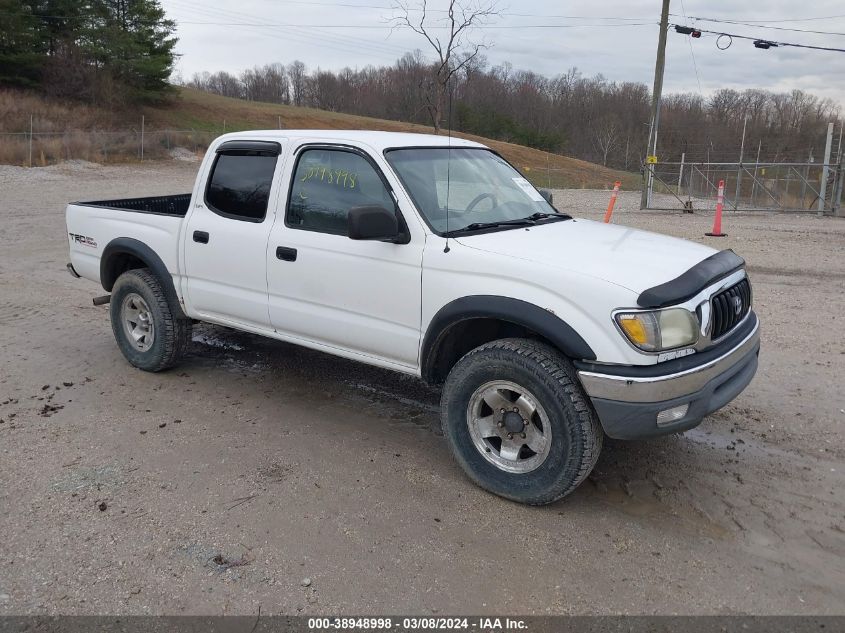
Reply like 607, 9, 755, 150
0, 87, 639, 190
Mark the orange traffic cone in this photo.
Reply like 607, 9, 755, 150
603, 181, 621, 223
706, 179, 727, 237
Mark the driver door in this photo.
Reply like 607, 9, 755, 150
266, 145, 424, 369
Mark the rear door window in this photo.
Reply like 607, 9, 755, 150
205, 151, 278, 221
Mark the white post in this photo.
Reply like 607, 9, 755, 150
735, 114, 748, 203
28, 114, 33, 168
751, 140, 761, 206
835, 121, 845, 217
819, 122, 834, 213
677, 152, 685, 196
140, 115, 145, 161
278, 115, 282, 129
834, 165, 845, 217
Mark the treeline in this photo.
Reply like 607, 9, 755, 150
0, 0, 177, 104
186, 52, 842, 169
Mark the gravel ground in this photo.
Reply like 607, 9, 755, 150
0, 161, 843, 616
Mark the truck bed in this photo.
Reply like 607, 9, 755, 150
79, 194, 191, 217
66, 194, 190, 287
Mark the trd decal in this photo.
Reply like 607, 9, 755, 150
69, 233, 97, 248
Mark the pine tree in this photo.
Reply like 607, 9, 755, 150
0, 0, 178, 103
0, 0, 44, 87
86, 0, 178, 102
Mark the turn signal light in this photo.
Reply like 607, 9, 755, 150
617, 315, 650, 347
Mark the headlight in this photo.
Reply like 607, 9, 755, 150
615, 308, 699, 352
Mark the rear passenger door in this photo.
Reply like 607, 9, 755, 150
266, 144, 424, 369
183, 140, 285, 329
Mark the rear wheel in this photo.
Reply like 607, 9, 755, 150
441, 338, 602, 505
109, 268, 190, 372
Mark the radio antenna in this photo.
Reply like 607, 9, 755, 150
443, 77, 454, 253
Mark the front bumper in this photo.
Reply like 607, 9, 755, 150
577, 314, 760, 439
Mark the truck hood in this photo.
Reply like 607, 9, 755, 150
454, 218, 717, 295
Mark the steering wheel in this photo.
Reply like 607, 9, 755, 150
466, 192, 498, 213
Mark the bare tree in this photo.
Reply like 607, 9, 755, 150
241, 63, 289, 104
287, 60, 307, 107
393, 0, 498, 133
592, 116, 620, 166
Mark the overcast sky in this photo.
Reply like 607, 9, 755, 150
162, 0, 845, 109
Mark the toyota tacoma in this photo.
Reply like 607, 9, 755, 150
66, 130, 759, 505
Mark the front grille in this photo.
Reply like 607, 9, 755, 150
710, 278, 752, 340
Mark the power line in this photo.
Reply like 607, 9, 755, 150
682, 16, 845, 37
241, 2, 845, 25
171, 21, 658, 29
240, 1, 660, 20
669, 12, 845, 24
672, 24, 845, 53
678, 0, 703, 96
3, 12, 655, 29
168, 0, 407, 57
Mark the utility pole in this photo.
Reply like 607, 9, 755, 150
640, 0, 670, 210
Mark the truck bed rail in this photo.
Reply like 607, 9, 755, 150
80, 194, 191, 217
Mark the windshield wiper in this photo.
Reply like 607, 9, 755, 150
522, 211, 572, 222
445, 212, 573, 236
445, 218, 536, 235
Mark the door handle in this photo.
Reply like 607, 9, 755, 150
276, 246, 297, 262
193, 231, 209, 244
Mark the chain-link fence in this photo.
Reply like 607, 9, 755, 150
0, 125, 632, 194
644, 160, 844, 215
0, 127, 223, 166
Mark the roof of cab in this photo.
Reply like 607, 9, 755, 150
212, 129, 487, 152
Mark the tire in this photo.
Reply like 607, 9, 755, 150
109, 268, 191, 372
440, 338, 603, 505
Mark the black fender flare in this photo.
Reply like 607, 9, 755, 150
420, 295, 596, 382
100, 237, 187, 319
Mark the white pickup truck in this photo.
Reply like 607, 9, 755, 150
66, 130, 759, 505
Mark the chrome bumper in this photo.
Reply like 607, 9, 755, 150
578, 319, 760, 404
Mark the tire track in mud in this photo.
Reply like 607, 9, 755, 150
0, 303, 51, 325
672, 421, 845, 589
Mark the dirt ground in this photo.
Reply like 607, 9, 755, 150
0, 160, 843, 616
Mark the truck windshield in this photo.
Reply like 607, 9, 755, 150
385, 147, 566, 235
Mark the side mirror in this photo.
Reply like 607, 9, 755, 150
348, 205, 402, 241
538, 188, 554, 204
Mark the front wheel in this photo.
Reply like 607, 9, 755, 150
109, 268, 191, 372
440, 338, 603, 505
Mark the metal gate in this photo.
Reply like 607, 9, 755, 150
643, 159, 844, 215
